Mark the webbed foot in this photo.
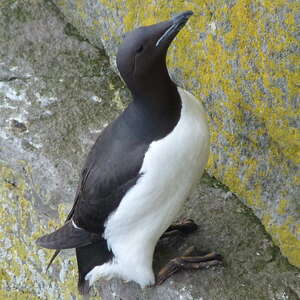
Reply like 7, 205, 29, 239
156, 246, 223, 285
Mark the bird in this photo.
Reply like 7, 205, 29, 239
36, 11, 222, 295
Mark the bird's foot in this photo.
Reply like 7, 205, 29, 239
161, 219, 198, 239
156, 246, 223, 285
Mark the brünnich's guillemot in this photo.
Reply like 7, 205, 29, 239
37, 11, 222, 295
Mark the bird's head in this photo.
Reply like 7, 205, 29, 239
116, 11, 193, 94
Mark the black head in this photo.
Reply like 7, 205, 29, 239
116, 11, 193, 95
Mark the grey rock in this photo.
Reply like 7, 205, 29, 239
0, 0, 299, 299
0, 0, 127, 298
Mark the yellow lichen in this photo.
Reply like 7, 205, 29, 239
262, 215, 300, 267
277, 199, 288, 216
0, 163, 79, 298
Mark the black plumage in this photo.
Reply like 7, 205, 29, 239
36, 11, 194, 294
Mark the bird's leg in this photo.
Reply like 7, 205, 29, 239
161, 219, 198, 238
156, 246, 223, 285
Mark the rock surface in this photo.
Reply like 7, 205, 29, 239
0, 0, 299, 299
53, 0, 300, 268
0, 0, 127, 298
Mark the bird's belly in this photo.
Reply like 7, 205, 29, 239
101, 89, 210, 285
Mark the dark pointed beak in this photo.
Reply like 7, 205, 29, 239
156, 11, 193, 48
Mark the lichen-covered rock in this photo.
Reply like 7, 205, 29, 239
0, 0, 127, 298
53, 0, 300, 268
1, 0, 299, 299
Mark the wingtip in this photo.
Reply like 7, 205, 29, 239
35, 220, 94, 250
35, 233, 58, 250
35, 235, 48, 248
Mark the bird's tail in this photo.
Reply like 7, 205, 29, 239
76, 238, 112, 295
36, 220, 98, 250
37, 221, 112, 295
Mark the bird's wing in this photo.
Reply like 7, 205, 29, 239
43, 166, 94, 270
37, 119, 148, 250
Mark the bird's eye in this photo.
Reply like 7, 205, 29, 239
136, 45, 144, 53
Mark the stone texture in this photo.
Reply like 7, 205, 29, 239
0, 0, 128, 298
0, 0, 299, 299
53, 0, 300, 268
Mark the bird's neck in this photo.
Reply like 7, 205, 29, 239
130, 65, 181, 111
123, 65, 182, 142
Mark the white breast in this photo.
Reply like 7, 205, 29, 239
85, 88, 210, 287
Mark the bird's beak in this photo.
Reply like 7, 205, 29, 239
155, 11, 193, 48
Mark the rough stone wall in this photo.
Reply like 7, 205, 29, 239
0, 0, 128, 298
53, 0, 300, 268
1, 0, 300, 299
